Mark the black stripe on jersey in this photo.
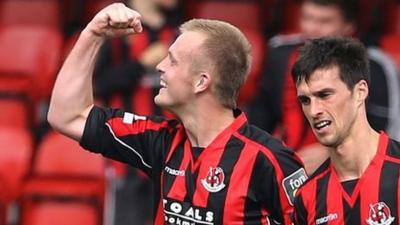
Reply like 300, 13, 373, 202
379, 161, 399, 224
386, 139, 400, 158
344, 196, 360, 225
239, 124, 301, 177
117, 129, 172, 175
163, 145, 185, 195
244, 152, 277, 224
153, 173, 162, 222
206, 136, 244, 224
184, 162, 197, 202
315, 172, 330, 224
294, 194, 308, 225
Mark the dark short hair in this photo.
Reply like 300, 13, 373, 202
292, 36, 370, 90
304, 0, 358, 23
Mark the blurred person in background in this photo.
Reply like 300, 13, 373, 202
248, 0, 400, 174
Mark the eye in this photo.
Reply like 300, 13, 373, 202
317, 91, 331, 99
298, 96, 310, 106
167, 52, 178, 66
168, 57, 176, 66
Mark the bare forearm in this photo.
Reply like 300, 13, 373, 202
48, 30, 104, 140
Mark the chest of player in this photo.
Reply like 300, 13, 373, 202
159, 138, 261, 224
310, 160, 400, 225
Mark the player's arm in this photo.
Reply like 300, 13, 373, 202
47, 3, 142, 141
258, 140, 307, 225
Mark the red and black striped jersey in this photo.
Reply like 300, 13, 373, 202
80, 106, 306, 225
294, 132, 400, 225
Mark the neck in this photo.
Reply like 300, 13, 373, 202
176, 102, 235, 147
330, 114, 380, 182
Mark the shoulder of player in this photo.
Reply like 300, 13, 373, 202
384, 138, 400, 161
96, 106, 182, 132
297, 159, 331, 195
235, 124, 298, 162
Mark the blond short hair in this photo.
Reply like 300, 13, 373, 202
180, 19, 252, 109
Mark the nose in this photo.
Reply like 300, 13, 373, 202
309, 98, 323, 118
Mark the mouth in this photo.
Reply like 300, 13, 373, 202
313, 120, 331, 131
160, 79, 167, 89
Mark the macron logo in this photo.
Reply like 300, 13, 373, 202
316, 213, 338, 225
165, 166, 185, 177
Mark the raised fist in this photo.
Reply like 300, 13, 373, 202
86, 3, 143, 38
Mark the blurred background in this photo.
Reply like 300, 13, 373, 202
0, 0, 399, 225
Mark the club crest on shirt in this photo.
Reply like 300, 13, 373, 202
201, 166, 226, 193
366, 202, 395, 225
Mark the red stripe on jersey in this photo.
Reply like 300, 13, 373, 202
166, 128, 186, 163
359, 161, 382, 223
107, 117, 170, 137
304, 180, 317, 225
167, 140, 191, 201
301, 169, 330, 225
223, 142, 259, 224
359, 134, 388, 222
154, 198, 165, 225
384, 156, 400, 164
257, 147, 293, 224
326, 173, 343, 225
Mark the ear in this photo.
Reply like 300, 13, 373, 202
194, 73, 211, 94
354, 80, 369, 104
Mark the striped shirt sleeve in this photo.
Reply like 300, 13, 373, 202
259, 138, 307, 225
80, 106, 177, 175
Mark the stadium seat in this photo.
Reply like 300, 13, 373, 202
22, 131, 106, 203
381, 34, 400, 69
0, 98, 29, 129
34, 132, 105, 177
22, 201, 99, 225
0, 0, 61, 29
0, 26, 62, 101
237, 29, 266, 106
188, 1, 263, 30
0, 128, 33, 204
